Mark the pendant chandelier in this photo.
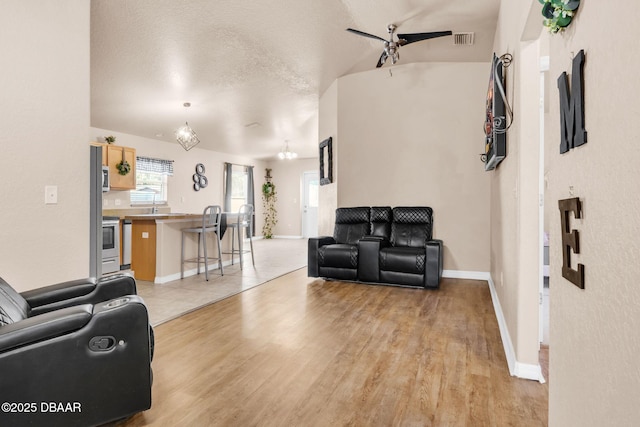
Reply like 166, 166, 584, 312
175, 102, 200, 151
278, 140, 297, 160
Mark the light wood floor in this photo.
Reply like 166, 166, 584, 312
119, 269, 548, 427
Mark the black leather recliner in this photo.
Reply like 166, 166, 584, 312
309, 206, 443, 289
0, 273, 153, 427
378, 207, 443, 288
307, 207, 370, 281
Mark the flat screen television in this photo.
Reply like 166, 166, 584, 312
483, 53, 507, 171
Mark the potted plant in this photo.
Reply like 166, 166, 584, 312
105, 135, 116, 144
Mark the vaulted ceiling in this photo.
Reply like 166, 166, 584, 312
90, 0, 500, 160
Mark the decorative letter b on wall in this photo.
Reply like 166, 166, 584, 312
558, 197, 585, 289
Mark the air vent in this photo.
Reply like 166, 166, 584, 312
453, 32, 475, 46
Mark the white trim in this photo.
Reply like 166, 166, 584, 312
442, 270, 491, 280
273, 235, 304, 239
444, 270, 545, 383
486, 274, 545, 383
152, 258, 236, 284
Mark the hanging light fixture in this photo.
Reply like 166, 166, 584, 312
175, 102, 200, 151
278, 140, 298, 160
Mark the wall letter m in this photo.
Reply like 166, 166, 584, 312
558, 49, 587, 154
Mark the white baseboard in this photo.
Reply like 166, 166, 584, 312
485, 274, 545, 383
272, 235, 304, 239
153, 258, 236, 284
445, 270, 545, 383
442, 270, 492, 280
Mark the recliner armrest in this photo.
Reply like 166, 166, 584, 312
308, 236, 336, 277
0, 305, 92, 353
23, 273, 137, 316
424, 239, 443, 289
358, 236, 388, 282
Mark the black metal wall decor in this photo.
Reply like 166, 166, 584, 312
558, 197, 585, 289
319, 137, 333, 185
192, 163, 208, 191
558, 49, 587, 154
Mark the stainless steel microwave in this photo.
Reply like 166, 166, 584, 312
102, 166, 110, 192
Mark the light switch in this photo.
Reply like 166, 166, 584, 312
45, 186, 58, 204
142, 232, 149, 239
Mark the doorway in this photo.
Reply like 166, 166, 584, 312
302, 171, 319, 238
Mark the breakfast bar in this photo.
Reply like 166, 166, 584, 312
125, 213, 238, 283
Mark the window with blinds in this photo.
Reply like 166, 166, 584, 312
130, 156, 174, 205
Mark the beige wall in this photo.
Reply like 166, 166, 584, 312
0, 1, 90, 291
323, 62, 491, 272
264, 158, 318, 237
318, 80, 338, 236
495, 0, 640, 424
544, 3, 640, 425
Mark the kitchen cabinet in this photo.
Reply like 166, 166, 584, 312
90, 142, 136, 190
89, 143, 137, 190
107, 145, 136, 190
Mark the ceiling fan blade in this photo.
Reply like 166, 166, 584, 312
397, 31, 452, 45
376, 51, 388, 68
346, 28, 387, 43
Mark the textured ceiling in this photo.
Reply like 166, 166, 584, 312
90, 0, 500, 160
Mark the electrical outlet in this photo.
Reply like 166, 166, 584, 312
45, 186, 57, 204
142, 232, 149, 239
115, 199, 121, 206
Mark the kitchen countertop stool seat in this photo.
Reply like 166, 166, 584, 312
225, 204, 255, 270
181, 205, 224, 280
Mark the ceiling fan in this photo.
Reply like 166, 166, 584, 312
346, 24, 452, 68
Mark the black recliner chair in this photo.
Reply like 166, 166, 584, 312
0, 273, 153, 427
308, 207, 370, 281
378, 207, 443, 288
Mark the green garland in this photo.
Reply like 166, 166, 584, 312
262, 181, 277, 239
539, 0, 580, 34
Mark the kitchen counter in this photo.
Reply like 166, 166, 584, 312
124, 213, 200, 221
125, 213, 240, 283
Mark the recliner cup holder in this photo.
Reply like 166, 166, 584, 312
104, 297, 130, 309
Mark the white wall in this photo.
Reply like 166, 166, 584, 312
264, 158, 317, 237
325, 62, 491, 272
0, 1, 90, 290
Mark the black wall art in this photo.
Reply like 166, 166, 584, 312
558, 197, 585, 289
558, 49, 587, 154
483, 53, 511, 171
319, 137, 333, 186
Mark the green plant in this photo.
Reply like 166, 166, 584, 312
540, 0, 580, 34
105, 135, 116, 144
116, 160, 131, 175
262, 180, 277, 239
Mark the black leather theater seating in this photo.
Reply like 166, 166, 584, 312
308, 206, 443, 289
0, 273, 153, 426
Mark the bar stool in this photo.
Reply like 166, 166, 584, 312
181, 205, 223, 280
226, 204, 255, 269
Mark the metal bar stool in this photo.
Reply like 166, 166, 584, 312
226, 204, 255, 270
181, 205, 223, 280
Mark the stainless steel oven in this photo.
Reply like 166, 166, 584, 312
102, 217, 120, 274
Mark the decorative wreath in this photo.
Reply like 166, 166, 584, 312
540, 0, 580, 34
116, 160, 131, 176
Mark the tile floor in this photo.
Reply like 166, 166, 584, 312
136, 238, 308, 326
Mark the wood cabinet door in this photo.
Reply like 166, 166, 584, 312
107, 146, 136, 190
